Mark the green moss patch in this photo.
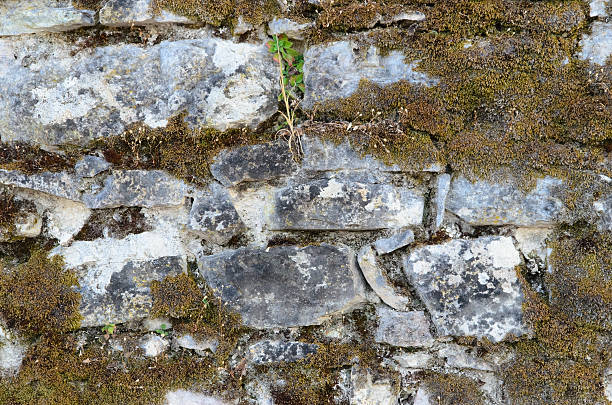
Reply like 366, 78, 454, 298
0, 250, 82, 337
422, 372, 486, 405
153, 0, 280, 27
92, 113, 273, 186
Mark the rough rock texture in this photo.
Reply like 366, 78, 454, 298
267, 17, 313, 40
187, 183, 245, 245
74, 156, 112, 178
164, 390, 229, 405
0, 0, 95, 36
175, 334, 218, 354
270, 176, 424, 230
579, 21, 612, 65
303, 41, 438, 109
99, 0, 192, 26
210, 141, 297, 187
350, 366, 397, 405
0, 169, 82, 201
375, 307, 434, 348
403, 236, 526, 342
197, 244, 366, 328
0, 323, 26, 377
0, 34, 278, 146
446, 175, 564, 226
247, 340, 318, 364
435, 173, 451, 228
55, 231, 185, 326
594, 192, 612, 231
140, 334, 169, 357
373, 229, 415, 255
357, 245, 411, 311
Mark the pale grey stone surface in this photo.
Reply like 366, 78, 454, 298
590, 0, 610, 17
579, 21, 612, 65
375, 307, 434, 348
435, 173, 451, 228
358, 245, 411, 311
446, 175, 564, 226
268, 17, 314, 40
100, 0, 192, 26
75, 155, 111, 178
0, 169, 81, 201
270, 176, 424, 230
303, 41, 438, 109
0, 0, 94, 36
373, 229, 415, 255
140, 334, 169, 357
0, 34, 278, 146
188, 183, 245, 245
175, 334, 218, 354
594, 192, 612, 231
350, 365, 398, 405
210, 141, 297, 187
247, 340, 318, 364
403, 236, 527, 342
82, 170, 189, 209
0, 322, 26, 377
165, 390, 229, 405
197, 244, 367, 328
55, 230, 186, 327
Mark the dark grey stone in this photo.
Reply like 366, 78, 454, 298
75, 155, 111, 178
188, 183, 246, 245
247, 340, 318, 364
0, 169, 81, 201
0, 0, 95, 36
269, 177, 424, 230
403, 236, 527, 342
210, 141, 297, 187
197, 244, 367, 328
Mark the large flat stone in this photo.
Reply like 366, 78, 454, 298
197, 244, 367, 328
0, 0, 95, 36
579, 21, 612, 65
210, 141, 297, 187
82, 170, 189, 209
303, 41, 437, 109
403, 236, 527, 342
0, 34, 278, 146
446, 175, 564, 226
269, 177, 424, 230
55, 231, 186, 327
0, 169, 81, 201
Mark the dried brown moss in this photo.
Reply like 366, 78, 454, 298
0, 250, 82, 337
153, 0, 280, 27
93, 113, 273, 186
423, 372, 486, 405
0, 141, 75, 174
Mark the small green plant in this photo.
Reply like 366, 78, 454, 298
266, 34, 304, 161
155, 323, 170, 337
101, 323, 115, 337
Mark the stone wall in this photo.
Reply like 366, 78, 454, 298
0, 1, 611, 404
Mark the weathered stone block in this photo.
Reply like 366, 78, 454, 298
403, 236, 527, 342
0, 0, 95, 36
303, 41, 438, 109
82, 170, 188, 209
100, 0, 192, 26
446, 175, 564, 226
0, 35, 278, 146
270, 177, 424, 230
55, 231, 186, 327
197, 244, 366, 328
210, 141, 297, 187
375, 307, 434, 348
188, 183, 245, 245
247, 340, 318, 364
373, 229, 415, 255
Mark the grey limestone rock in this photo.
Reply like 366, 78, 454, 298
403, 236, 527, 342
303, 40, 438, 109
210, 141, 297, 187
0, 322, 26, 377
357, 245, 411, 311
82, 170, 189, 209
0, 169, 82, 201
446, 174, 564, 226
247, 340, 318, 364
594, 191, 612, 231
75, 155, 111, 178
579, 21, 612, 65
0, 0, 95, 36
268, 17, 314, 40
55, 230, 186, 327
187, 183, 245, 245
434, 173, 451, 228
0, 34, 278, 146
270, 176, 424, 230
99, 0, 192, 26
164, 390, 229, 405
373, 229, 415, 255
197, 244, 367, 328
375, 307, 434, 348
140, 334, 169, 357
175, 334, 218, 354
